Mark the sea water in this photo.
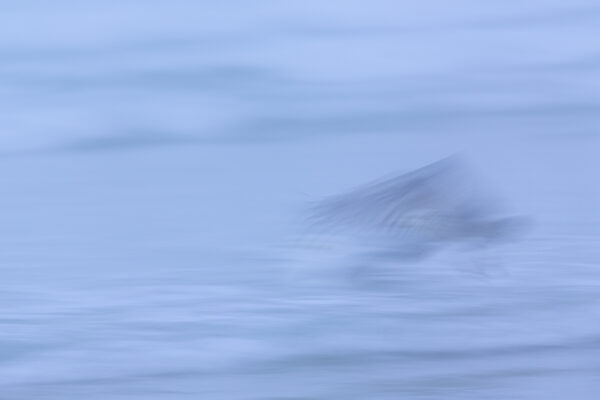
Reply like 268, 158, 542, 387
0, 1, 599, 399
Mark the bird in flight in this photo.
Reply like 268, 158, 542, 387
309, 156, 529, 261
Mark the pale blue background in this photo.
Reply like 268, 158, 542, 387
0, 1, 599, 399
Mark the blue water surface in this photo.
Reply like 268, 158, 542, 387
0, 1, 599, 399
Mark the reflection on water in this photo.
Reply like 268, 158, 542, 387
0, 1, 599, 399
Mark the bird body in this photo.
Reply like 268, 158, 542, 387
309, 156, 528, 261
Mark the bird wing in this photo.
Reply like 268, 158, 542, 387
310, 156, 497, 234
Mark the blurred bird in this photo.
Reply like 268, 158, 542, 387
309, 156, 529, 261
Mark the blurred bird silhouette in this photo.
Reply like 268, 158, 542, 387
309, 156, 529, 262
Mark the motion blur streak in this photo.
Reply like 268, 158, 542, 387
0, 1, 599, 399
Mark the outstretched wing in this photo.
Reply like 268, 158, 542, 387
310, 156, 498, 237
